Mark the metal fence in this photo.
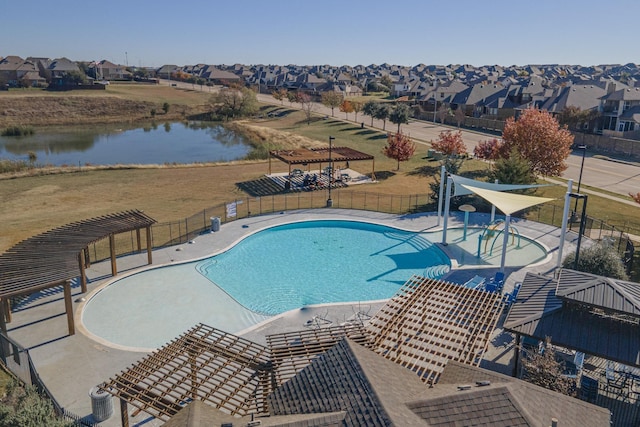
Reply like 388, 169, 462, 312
84, 188, 638, 273
0, 333, 99, 427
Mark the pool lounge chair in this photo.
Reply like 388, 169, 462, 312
463, 275, 486, 290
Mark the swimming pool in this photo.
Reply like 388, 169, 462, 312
82, 220, 451, 349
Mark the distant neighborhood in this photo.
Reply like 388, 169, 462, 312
1, 54, 639, 140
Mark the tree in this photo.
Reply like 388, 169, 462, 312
363, 100, 378, 126
209, 85, 259, 120
431, 130, 466, 157
162, 102, 170, 114
630, 192, 640, 204
286, 90, 298, 106
563, 240, 628, 280
271, 88, 287, 105
556, 105, 583, 130
351, 101, 363, 123
373, 104, 391, 131
500, 108, 574, 176
521, 337, 576, 396
382, 132, 416, 170
430, 130, 467, 176
299, 92, 315, 125
489, 149, 536, 187
454, 106, 466, 127
557, 106, 600, 133
474, 138, 502, 160
321, 91, 343, 117
437, 104, 450, 124
380, 74, 393, 90
389, 103, 411, 132
339, 99, 354, 120
63, 70, 87, 85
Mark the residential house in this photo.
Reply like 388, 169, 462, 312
0, 55, 25, 86
156, 64, 179, 80
41, 57, 80, 85
540, 84, 608, 132
88, 60, 129, 80
600, 85, 640, 136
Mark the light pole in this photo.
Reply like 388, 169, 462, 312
327, 136, 335, 207
572, 145, 587, 218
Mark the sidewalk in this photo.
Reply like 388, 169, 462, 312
4, 209, 578, 426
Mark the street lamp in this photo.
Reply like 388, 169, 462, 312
572, 145, 587, 219
327, 136, 335, 207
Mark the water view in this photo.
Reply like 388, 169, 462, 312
0, 121, 253, 166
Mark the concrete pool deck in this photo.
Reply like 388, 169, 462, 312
4, 209, 580, 426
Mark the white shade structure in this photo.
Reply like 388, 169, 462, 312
459, 184, 555, 274
459, 184, 555, 216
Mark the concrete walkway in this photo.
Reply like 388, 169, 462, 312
4, 209, 579, 426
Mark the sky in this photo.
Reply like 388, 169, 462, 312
1, 0, 638, 68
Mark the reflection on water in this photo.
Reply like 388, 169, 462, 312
0, 121, 252, 166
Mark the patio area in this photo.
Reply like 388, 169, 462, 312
0, 209, 583, 426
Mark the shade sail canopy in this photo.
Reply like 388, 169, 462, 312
460, 184, 555, 215
450, 174, 550, 196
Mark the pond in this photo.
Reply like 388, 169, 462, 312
0, 122, 254, 166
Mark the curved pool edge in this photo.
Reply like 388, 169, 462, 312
78, 210, 552, 351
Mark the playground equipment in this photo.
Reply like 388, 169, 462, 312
477, 219, 521, 257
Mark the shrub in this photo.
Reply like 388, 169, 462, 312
0, 379, 71, 427
563, 240, 628, 280
2, 126, 34, 137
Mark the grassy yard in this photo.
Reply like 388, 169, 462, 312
1, 85, 640, 255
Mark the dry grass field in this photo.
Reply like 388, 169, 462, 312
1, 84, 639, 256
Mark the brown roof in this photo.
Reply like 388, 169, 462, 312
425, 361, 611, 427
0, 210, 155, 298
270, 147, 374, 165
269, 340, 610, 427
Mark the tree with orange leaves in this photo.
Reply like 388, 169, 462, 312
339, 99, 354, 120
383, 131, 416, 170
500, 108, 574, 176
431, 130, 467, 157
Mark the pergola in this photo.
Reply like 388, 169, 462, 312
102, 324, 273, 425
268, 147, 375, 180
366, 275, 505, 383
504, 269, 640, 372
0, 210, 156, 336
98, 276, 507, 425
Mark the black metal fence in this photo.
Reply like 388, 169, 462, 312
0, 333, 99, 427
84, 189, 638, 274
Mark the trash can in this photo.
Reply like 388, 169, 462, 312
89, 386, 113, 422
210, 216, 221, 232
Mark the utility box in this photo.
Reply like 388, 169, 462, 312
211, 217, 221, 232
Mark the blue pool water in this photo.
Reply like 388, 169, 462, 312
195, 220, 451, 315
82, 220, 451, 349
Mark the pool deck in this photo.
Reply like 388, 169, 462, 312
4, 209, 580, 426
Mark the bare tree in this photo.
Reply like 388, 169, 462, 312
299, 92, 315, 125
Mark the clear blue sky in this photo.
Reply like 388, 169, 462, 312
2, 0, 638, 68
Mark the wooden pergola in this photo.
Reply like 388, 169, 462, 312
97, 276, 508, 425
267, 324, 371, 387
365, 275, 506, 383
0, 210, 156, 336
268, 147, 376, 180
101, 324, 273, 426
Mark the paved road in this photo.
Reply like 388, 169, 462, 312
253, 91, 640, 199
161, 79, 640, 200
